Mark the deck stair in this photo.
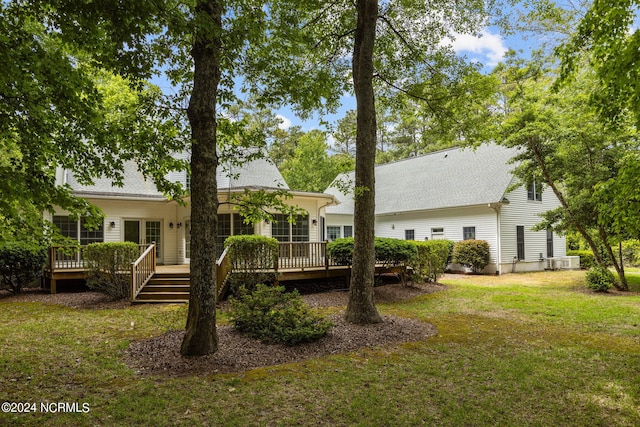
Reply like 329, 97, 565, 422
134, 272, 190, 303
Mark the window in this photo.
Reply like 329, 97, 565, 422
517, 226, 525, 260
327, 226, 341, 241
272, 214, 291, 242
53, 216, 78, 240
54, 216, 103, 245
405, 229, 415, 240
185, 170, 191, 191
233, 214, 254, 236
273, 213, 309, 257
463, 226, 476, 240
547, 229, 554, 258
527, 181, 542, 201
216, 213, 254, 256
79, 220, 104, 246
272, 213, 309, 243
343, 225, 353, 238
217, 213, 232, 252
291, 215, 309, 243
431, 227, 444, 240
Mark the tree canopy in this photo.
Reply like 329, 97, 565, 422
497, 53, 638, 290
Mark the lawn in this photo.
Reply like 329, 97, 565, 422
1, 270, 639, 426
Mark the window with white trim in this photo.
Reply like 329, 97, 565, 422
463, 226, 476, 240
527, 181, 542, 201
327, 226, 341, 241
431, 227, 444, 240
54, 216, 104, 245
272, 213, 309, 243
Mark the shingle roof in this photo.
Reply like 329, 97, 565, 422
68, 155, 288, 199
325, 143, 518, 215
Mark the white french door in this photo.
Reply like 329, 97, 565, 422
124, 219, 162, 263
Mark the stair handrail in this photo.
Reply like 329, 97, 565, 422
131, 242, 156, 301
216, 245, 232, 300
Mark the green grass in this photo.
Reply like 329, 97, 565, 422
2, 271, 640, 426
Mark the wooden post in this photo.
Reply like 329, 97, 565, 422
130, 261, 136, 302
324, 240, 329, 272
273, 250, 279, 286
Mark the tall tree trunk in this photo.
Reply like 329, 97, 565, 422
599, 226, 629, 291
345, 0, 382, 324
181, 0, 222, 356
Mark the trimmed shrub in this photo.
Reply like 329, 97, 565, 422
374, 237, 418, 266
84, 242, 140, 299
326, 237, 354, 265
0, 242, 47, 293
229, 284, 333, 346
326, 237, 418, 266
410, 240, 453, 283
445, 239, 455, 264
225, 235, 279, 293
452, 240, 490, 273
585, 266, 616, 292
567, 250, 594, 270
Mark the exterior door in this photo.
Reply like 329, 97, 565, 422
185, 219, 191, 261
124, 220, 141, 244
124, 219, 162, 263
145, 220, 162, 263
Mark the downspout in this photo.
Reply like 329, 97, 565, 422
317, 197, 337, 242
489, 198, 508, 275
495, 206, 501, 275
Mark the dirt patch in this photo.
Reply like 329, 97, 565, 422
301, 281, 446, 308
0, 287, 131, 309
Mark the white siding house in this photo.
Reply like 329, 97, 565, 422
324, 144, 567, 274
49, 155, 337, 265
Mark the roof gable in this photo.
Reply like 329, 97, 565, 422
326, 143, 519, 215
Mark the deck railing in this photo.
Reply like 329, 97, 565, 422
48, 246, 87, 272
48, 244, 149, 272
216, 246, 233, 300
131, 243, 156, 301
278, 241, 332, 270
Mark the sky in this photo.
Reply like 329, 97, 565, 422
273, 26, 514, 133
149, 17, 526, 136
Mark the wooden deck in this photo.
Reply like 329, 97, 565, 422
45, 242, 407, 303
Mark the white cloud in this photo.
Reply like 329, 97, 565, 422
275, 114, 292, 130
450, 30, 507, 67
326, 133, 337, 148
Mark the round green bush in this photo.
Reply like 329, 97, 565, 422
0, 242, 47, 293
585, 266, 616, 292
452, 240, 490, 273
229, 284, 333, 346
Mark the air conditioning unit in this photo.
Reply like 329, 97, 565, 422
560, 256, 581, 270
545, 258, 558, 270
